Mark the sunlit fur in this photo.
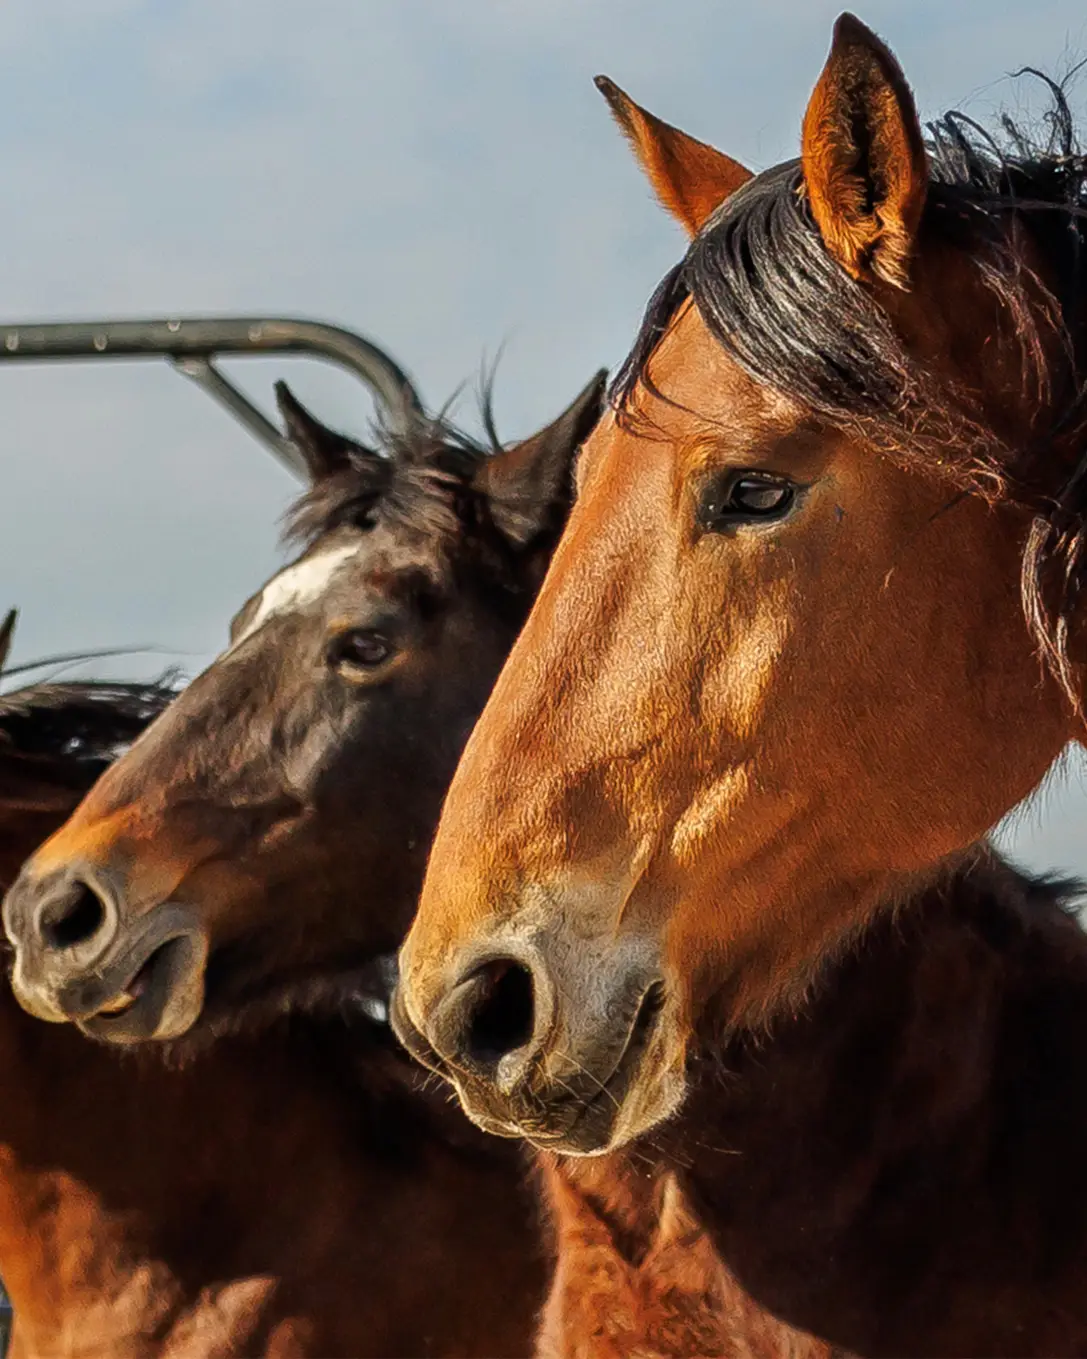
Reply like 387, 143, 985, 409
397, 17, 1087, 1352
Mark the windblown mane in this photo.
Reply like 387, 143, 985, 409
283, 409, 496, 550
612, 79, 1087, 707
0, 680, 177, 771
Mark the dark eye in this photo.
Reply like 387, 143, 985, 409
697, 472, 798, 532
327, 629, 394, 673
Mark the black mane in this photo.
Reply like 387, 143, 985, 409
612, 83, 1087, 704
0, 680, 177, 771
283, 408, 495, 551
281, 399, 536, 603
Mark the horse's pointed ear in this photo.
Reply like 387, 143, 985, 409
0, 609, 17, 674
801, 13, 927, 288
595, 76, 753, 237
474, 371, 608, 549
275, 381, 384, 486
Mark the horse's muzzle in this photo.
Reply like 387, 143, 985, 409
3, 861, 208, 1043
395, 922, 684, 1155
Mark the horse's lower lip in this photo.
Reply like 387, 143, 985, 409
523, 1071, 630, 1153
75, 927, 207, 1045
527, 981, 667, 1154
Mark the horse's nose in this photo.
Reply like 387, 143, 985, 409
4, 868, 118, 972
426, 944, 556, 1097
36, 877, 115, 954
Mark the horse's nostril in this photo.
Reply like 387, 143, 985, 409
464, 959, 536, 1067
39, 883, 107, 951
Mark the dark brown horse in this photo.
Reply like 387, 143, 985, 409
388, 14, 1087, 1356
0, 681, 547, 1359
3, 374, 603, 1043
0, 375, 604, 1356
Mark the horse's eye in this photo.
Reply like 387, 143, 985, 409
697, 472, 797, 532
328, 629, 394, 673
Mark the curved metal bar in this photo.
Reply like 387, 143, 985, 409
170, 357, 304, 477
0, 316, 424, 477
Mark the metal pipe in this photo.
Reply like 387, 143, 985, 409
170, 357, 304, 476
0, 316, 424, 475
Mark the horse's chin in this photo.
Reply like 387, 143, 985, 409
543, 1052, 687, 1157
445, 1004, 690, 1158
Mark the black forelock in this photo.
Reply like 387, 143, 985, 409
280, 394, 542, 610
612, 114, 1087, 455
281, 405, 497, 552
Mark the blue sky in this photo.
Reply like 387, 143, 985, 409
0, 0, 1082, 874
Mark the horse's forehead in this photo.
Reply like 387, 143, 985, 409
653, 305, 794, 425
237, 540, 362, 646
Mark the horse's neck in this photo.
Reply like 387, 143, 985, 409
0, 995, 337, 1349
667, 851, 1087, 1353
0, 995, 544, 1357
336, 1015, 534, 1159
537, 1154, 844, 1359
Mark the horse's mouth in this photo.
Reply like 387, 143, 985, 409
411, 977, 679, 1158
75, 927, 208, 1045
96, 988, 140, 1017
525, 980, 670, 1156
88, 938, 173, 1017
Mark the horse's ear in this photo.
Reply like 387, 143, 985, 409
0, 609, 17, 674
275, 381, 384, 486
595, 76, 753, 237
801, 13, 927, 289
474, 371, 608, 549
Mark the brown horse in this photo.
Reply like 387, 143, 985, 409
534, 852, 1087, 1358
0, 679, 549, 1359
386, 13, 1087, 1356
393, 7, 1082, 1156
0, 376, 604, 1356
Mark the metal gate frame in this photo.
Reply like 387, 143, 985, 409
0, 316, 424, 478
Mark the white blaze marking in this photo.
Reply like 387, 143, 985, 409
231, 542, 360, 650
